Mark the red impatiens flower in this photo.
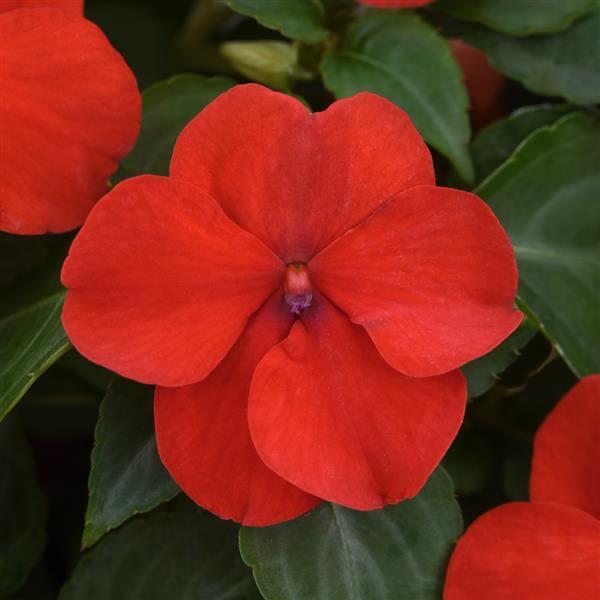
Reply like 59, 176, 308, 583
359, 0, 433, 7
451, 40, 504, 129
0, 5, 140, 234
444, 375, 600, 600
0, 0, 82, 14
62, 84, 521, 525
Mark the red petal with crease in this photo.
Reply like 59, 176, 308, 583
311, 186, 521, 377
171, 84, 434, 262
444, 502, 600, 600
155, 293, 320, 526
0, 9, 140, 234
0, 1, 82, 13
531, 375, 600, 519
62, 176, 282, 387
248, 295, 466, 510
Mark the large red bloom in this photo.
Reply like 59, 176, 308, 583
0, 6, 140, 234
444, 375, 600, 599
62, 84, 520, 525
0, 1, 82, 14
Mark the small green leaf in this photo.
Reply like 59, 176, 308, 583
119, 74, 236, 179
240, 468, 462, 600
61, 503, 260, 600
0, 243, 70, 422
0, 421, 46, 595
446, 10, 600, 105
321, 11, 473, 182
226, 0, 329, 44
462, 324, 536, 398
82, 379, 179, 548
437, 0, 596, 35
472, 104, 571, 184
478, 113, 600, 376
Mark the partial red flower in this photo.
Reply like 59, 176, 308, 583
62, 84, 521, 525
444, 375, 600, 600
0, 1, 82, 14
359, 0, 433, 7
451, 40, 504, 128
0, 7, 140, 234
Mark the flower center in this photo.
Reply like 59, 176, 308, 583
284, 263, 312, 315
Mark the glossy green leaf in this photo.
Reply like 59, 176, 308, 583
240, 468, 462, 600
226, 0, 329, 44
321, 11, 473, 182
61, 503, 259, 600
119, 74, 236, 179
462, 324, 536, 398
472, 104, 571, 183
437, 0, 596, 35
82, 379, 179, 548
478, 113, 600, 376
0, 243, 70, 422
0, 421, 46, 595
447, 10, 600, 105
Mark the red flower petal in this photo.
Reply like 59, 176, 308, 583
531, 375, 600, 519
155, 293, 320, 526
0, 1, 82, 13
444, 502, 600, 600
359, 0, 432, 6
451, 40, 504, 129
170, 84, 434, 262
248, 295, 465, 510
62, 176, 283, 386
0, 9, 139, 234
310, 186, 522, 377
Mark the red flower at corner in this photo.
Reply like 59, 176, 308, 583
444, 375, 600, 600
62, 84, 521, 525
0, 3, 140, 234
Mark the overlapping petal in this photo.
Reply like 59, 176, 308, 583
444, 502, 600, 600
170, 84, 434, 262
248, 295, 466, 510
0, 1, 82, 13
531, 375, 600, 519
0, 8, 139, 234
310, 186, 521, 377
62, 175, 283, 387
155, 293, 320, 526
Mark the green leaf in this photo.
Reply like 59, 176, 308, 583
321, 11, 473, 182
0, 242, 70, 422
226, 0, 329, 44
462, 324, 536, 398
478, 113, 600, 376
472, 104, 571, 184
240, 468, 462, 600
0, 421, 46, 595
442, 428, 493, 496
119, 74, 236, 179
446, 10, 600, 105
82, 379, 179, 548
437, 0, 596, 35
60, 504, 260, 600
